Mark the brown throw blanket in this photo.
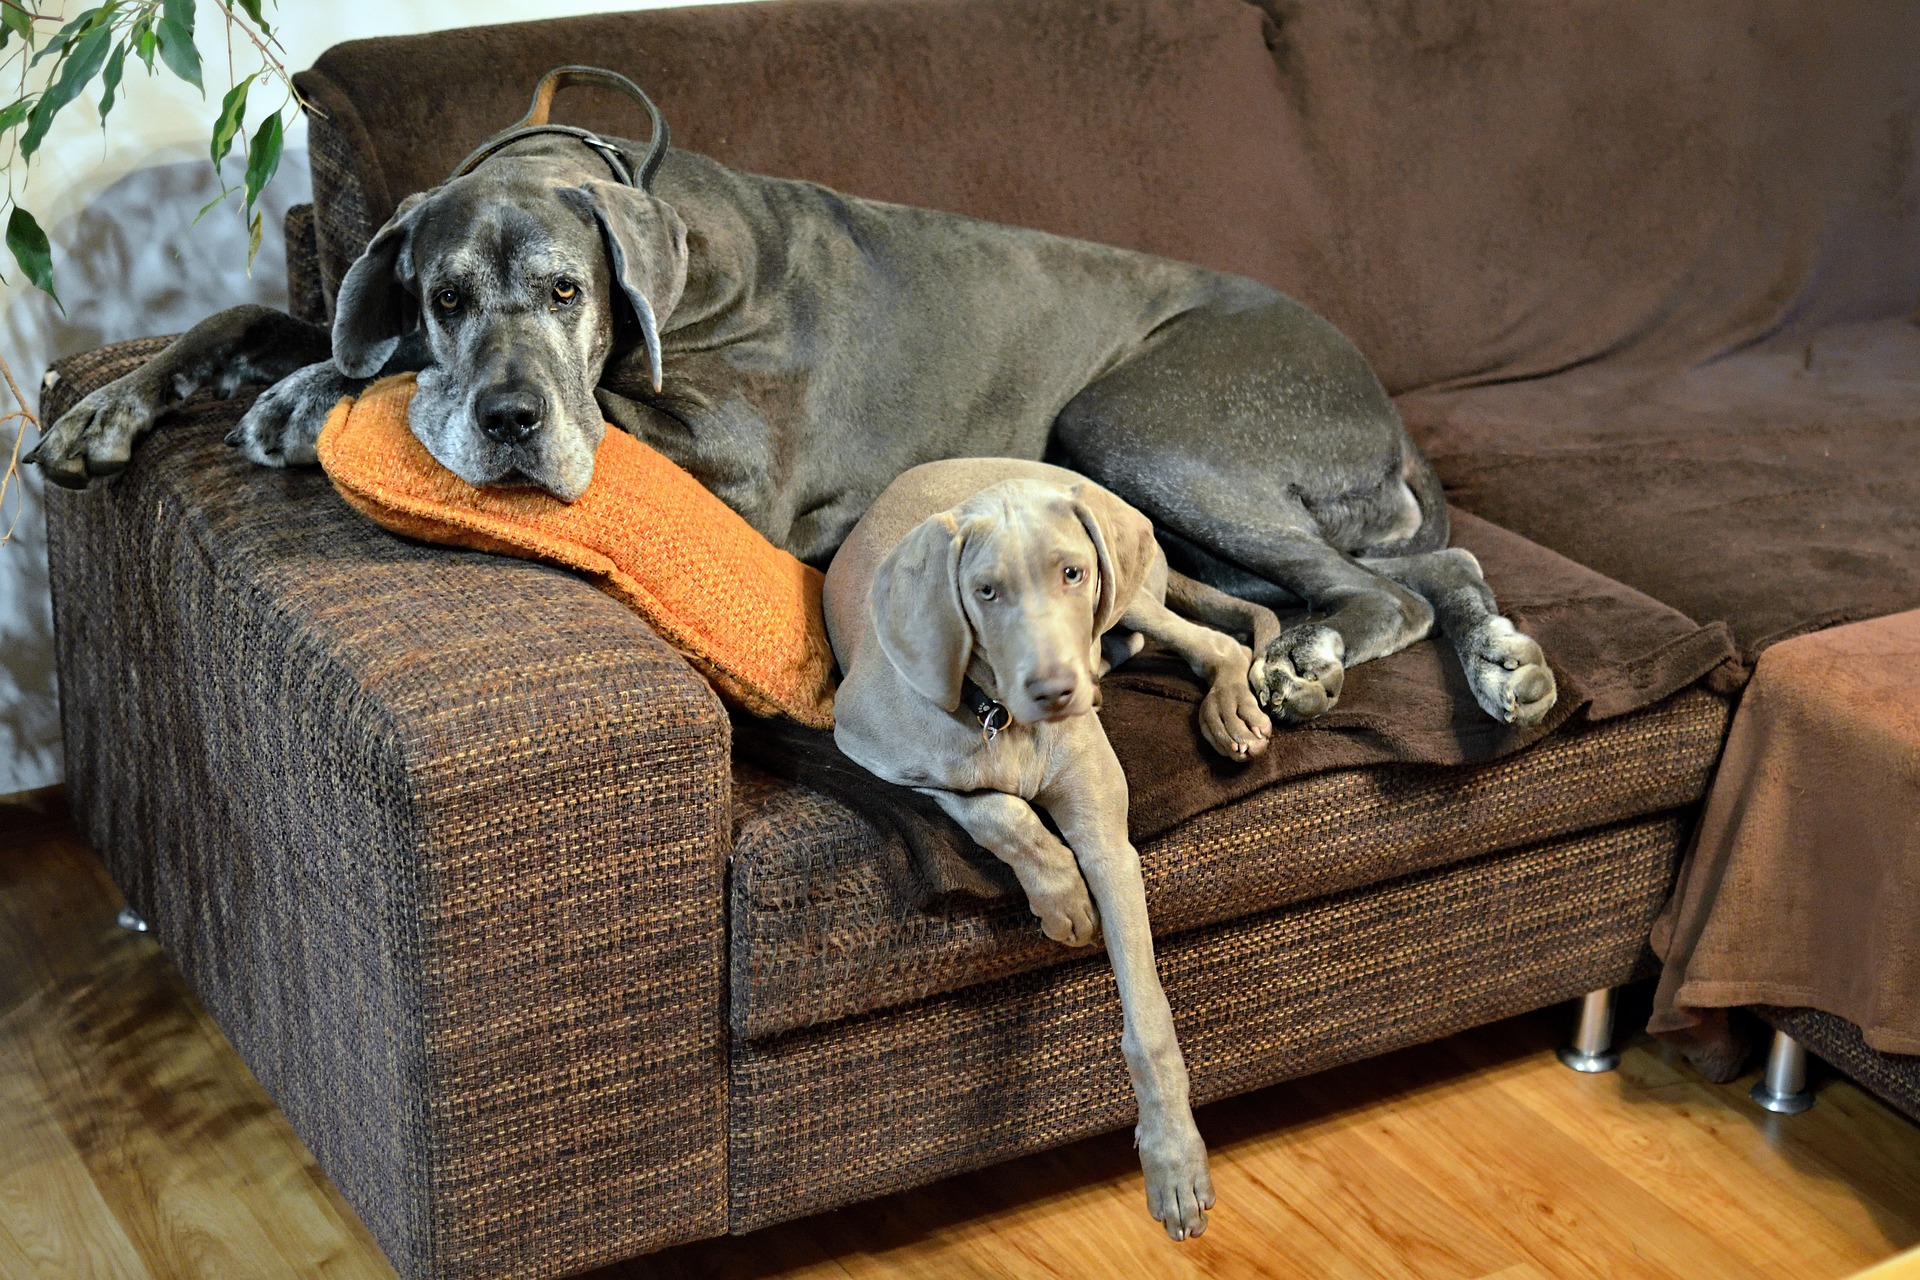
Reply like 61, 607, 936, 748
1651, 610, 1920, 1067
739, 510, 1741, 906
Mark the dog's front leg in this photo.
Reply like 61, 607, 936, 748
1041, 730, 1213, 1240
922, 789, 1097, 947
31, 305, 330, 487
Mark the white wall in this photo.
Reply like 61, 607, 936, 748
0, 0, 752, 792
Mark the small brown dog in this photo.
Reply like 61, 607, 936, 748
824, 458, 1281, 1240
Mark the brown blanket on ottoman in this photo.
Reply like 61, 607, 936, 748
742, 510, 1740, 905
1650, 610, 1920, 1064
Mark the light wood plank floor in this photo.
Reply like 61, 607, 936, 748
3, 791, 1917, 1280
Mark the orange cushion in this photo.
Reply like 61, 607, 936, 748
316, 373, 836, 729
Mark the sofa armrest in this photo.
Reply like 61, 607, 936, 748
42, 343, 732, 1280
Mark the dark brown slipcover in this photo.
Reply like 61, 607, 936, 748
1401, 323, 1920, 658
1650, 611, 1920, 1056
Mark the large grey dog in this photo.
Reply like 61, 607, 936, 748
32, 67, 1556, 729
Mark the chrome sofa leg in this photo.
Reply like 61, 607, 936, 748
1556, 988, 1621, 1073
1750, 1030, 1815, 1114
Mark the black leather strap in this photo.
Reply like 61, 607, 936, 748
961, 678, 1013, 743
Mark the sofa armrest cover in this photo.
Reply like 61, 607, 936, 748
42, 342, 733, 1280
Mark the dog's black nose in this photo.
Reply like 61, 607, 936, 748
476, 388, 546, 444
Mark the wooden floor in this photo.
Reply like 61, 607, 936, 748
3, 792, 1917, 1280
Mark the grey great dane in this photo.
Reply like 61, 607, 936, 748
32, 66, 1556, 730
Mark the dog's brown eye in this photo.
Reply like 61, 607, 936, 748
1063, 565, 1084, 585
552, 278, 578, 305
433, 288, 460, 313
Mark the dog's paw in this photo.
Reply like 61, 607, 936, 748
1261, 623, 1346, 722
1138, 1118, 1214, 1241
1200, 667, 1271, 761
1462, 617, 1556, 726
26, 372, 165, 489
228, 361, 361, 468
1024, 860, 1098, 947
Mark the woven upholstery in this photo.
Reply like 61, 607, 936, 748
307, 105, 376, 317
284, 202, 327, 325
1761, 1007, 1920, 1125
730, 812, 1685, 1231
731, 688, 1729, 1039
43, 344, 734, 1280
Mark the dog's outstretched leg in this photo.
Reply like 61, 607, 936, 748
1041, 731, 1213, 1240
29, 305, 330, 488
1124, 579, 1273, 760
1367, 547, 1557, 726
228, 359, 379, 467
924, 789, 1098, 947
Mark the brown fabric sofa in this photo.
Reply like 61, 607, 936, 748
39, 3, 1919, 1278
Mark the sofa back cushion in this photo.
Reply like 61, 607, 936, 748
297, 0, 1920, 393
295, 0, 1305, 326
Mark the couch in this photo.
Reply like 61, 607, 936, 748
41, 2, 1920, 1278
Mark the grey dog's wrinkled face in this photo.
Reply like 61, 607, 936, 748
332, 154, 688, 502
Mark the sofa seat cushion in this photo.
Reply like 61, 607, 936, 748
1400, 320, 1920, 658
729, 685, 1728, 1040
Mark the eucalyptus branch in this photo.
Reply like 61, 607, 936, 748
0, 352, 35, 544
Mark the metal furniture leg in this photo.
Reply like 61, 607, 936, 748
1750, 1030, 1815, 1114
1557, 988, 1621, 1073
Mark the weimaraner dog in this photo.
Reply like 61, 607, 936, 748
31, 66, 1556, 730
826, 457, 1286, 1241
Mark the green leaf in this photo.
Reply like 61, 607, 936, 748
209, 74, 250, 166
161, 0, 194, 37
21, 24, 112, 157
228, 0, 268, 36
31, 5, 110, 66
155, 14, 201, 93
7, 207, 59, 310
0, 97, 29, 136
134, 24, 155, 70
246, 208, 263, 271
241, 108, 282, 217
0, 4, 33, 48
191, 189, 229, 225
98, 42, 126, 123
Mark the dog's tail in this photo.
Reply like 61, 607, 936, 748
1164, 570, 1281, 660
1367, 437, 1452, 558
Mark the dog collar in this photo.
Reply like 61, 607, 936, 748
449, 65, 670, 191
961, 678, 1013, 744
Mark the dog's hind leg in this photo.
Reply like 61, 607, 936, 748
30, 305, 330, 488
1041, 728, 1212, 1240
1366, 547, 1557, 726
1150, 493, 1436, 721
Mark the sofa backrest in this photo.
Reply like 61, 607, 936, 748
297, 0, 1920, 394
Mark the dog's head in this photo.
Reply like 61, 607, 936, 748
868, 479, 1156, 725
331, 155, 688, 501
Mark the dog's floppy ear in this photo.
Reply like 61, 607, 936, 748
869, 512, 972, 711
333, 191, 430, 378
562, 179, 689, 394
1070, 481, 1157, 636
